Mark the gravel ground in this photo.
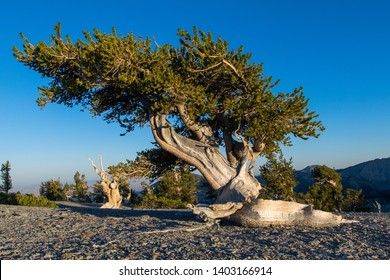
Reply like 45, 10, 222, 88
0, 203, 388, 260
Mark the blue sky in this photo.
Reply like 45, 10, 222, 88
1, 0, 389, 193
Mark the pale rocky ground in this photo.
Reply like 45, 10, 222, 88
0, 203, 388, 260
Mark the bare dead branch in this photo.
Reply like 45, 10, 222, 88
99, 154, 104, 172
88, 158, 100, 175
188, 61, 223, 73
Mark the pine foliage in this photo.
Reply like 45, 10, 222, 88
0, 161, 12, 193
39, 179, 66, 201
306, 165, 344, 212
73, 171, 88, 200
342, 188, 370, 212
259, 153, 298, 201
137, 166, 198, 209
13, 24, 324, 160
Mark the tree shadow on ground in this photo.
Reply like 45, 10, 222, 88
56, 201, 195, 221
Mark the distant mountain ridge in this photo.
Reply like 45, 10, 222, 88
295, 157, 390, 198
338, 157, 390, 198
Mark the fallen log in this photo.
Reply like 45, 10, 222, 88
190, 199, 358, 227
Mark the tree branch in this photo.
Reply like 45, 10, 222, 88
176, 103, 217, 147
220, 115, 239, 167
88, 158, 100, 176
222, 59, 240, 76
223, 129, 238, 167
149, 114, 235, 191
248, 138, 265, 175
188, 61, 223, 73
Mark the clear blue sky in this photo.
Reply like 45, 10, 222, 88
1, 0, 389, 193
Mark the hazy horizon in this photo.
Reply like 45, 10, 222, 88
11, 156, 390, 195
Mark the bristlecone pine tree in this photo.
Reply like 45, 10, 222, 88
137, 166, 198, 209
14, 24, 352, 226
259, 153, 298, 201
73, 171, 89, 201
306, 165, 344, 212
39, 179, 65, 201
0, 161, 12, 194
88, 154, 151, 208
342, 188, 370, 212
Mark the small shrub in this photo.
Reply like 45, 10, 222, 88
135, 168, 198, 209
0, 192, 57, 208
136, 193, 188, 209
342, 189, 371, 212
259, 153, 298, 201
0, 192, 17, 204
305, 165, 344, 212
39, 179, 66, 201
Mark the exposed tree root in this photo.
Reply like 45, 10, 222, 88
189, 200, 358, 227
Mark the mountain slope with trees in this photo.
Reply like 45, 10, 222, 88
338, 157, 390, 198
295, 157, 390, 199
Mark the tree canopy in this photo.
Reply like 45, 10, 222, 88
14, 24, 325, 205
14, 24, 324, 158
39, 179, 66, 201
259, 153, 298, 201
306, 165, 344, 212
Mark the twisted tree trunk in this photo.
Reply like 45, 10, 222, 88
149, 114, 351, 227
89, 156, 122, 209
150, 114, 261, 204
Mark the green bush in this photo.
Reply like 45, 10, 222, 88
135, 168, 198, 209
0, 192, 58, 208
0, 192, 17, 204
305, 165, 344, 212
259, 153, 298, 201
39, 179, 66, 201
136, 192, 189, 209
342, 189, 371, 212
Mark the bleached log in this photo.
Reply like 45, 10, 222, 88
188, 202, 244, 221
191, 199, 356, 227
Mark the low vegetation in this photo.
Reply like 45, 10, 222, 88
0, 157, 370, 212
0, 192, 58, 208
134, 167, 198, 209
260, 158, 370, 212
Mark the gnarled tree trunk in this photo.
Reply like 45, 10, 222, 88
89, 156, 122, 209
150, 114, 351, 226
150, 114, 261, 204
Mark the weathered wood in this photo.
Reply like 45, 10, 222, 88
188, 202, 244, 221
190, 200, 355, 227
150, 114, 261, 204
151, 114, 351, 227
100, 182, 122, 209
229, 200, 347, 227
88, 156, 122, 209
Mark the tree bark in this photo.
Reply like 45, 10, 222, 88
150, 114, 261, 203
88, 157, 122, 209
149, 114, 351, 227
